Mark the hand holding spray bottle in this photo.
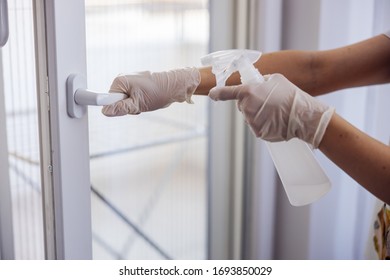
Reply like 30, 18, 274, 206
201, 50, 331, 206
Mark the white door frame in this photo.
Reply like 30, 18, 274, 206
0, 45, 15, 260
208, 0, 251, 260
0, 0, 14, 259
42, 0, 92, 259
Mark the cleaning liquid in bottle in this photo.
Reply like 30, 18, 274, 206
201, 49, 331, 206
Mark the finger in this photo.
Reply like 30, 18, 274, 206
208, 85, 242, 101
101, 99, 140, 116
109, 72, 151, 90
262, 74, 272, 82
101, 101, 127, 117
109, 75, 128, 93
236, 100, 243, 112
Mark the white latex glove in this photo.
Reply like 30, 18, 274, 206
209, 73, 335, 148
102, 67, 200, 116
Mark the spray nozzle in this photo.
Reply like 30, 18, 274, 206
201, 49, 264, 87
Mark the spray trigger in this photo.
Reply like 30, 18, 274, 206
201, 49, 263, 87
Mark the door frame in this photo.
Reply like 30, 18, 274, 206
208, 0, 247, 260
0, 40, 14, 260
40, 0, 92, 259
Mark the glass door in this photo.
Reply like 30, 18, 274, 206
84, 0, 210, 260
0, 0, 238, 260
0, 0, 45, 259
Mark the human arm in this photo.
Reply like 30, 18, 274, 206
209, 73, 390, 204
102, 33, 390, 115
102, 68, 200, 116
196, 34, 390, 96
319, 114, 390, 204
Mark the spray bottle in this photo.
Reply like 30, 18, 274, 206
201, 49, 331, 206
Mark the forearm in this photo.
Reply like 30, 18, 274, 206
309, 34, 390, 95
195, 34, 390, 96
319, 114, 390, 204
195, 51, 316, 95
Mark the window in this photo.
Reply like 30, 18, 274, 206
1, 0, 44, 259
85, 0, 210, 259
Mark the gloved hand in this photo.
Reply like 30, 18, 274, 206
102, 67, 200, 116
209, 73, 335, 148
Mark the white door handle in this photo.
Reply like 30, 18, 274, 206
74, 89, 127, 106
67, 73, 127, 118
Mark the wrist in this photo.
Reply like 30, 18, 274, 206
287, 89, 335, 148
312, 107, 335, 148
195, 67, 215, 95
183, 67, 201, 103
161, 67, 200, 104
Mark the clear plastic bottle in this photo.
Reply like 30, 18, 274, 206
201, 49, 331, 206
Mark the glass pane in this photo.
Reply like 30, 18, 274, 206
1, 0, 44, 259
85, 0, 209, 259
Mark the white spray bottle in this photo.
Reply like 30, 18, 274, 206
201, 49, 331, 206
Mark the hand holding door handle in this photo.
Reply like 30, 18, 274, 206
67, 73, 127, 118
101, 68, 201, 116
68, 68, 200, 118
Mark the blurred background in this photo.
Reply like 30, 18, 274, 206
0, 0, 389, 260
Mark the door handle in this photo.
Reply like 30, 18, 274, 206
0, 0, 9, 47
66, 73, 127, 118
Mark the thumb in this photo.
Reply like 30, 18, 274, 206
208, 85, 242, 101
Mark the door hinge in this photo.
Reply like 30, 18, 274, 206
45, 76, 50, 111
